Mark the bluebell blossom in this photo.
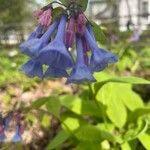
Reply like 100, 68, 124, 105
12, 125, 22, 143
84, 25, 118, 72
44, 67, 68, 78
38, 15, 74, 69
67, 36, 96, 84
0, 125, 5, 142
20, 21, 59, 58
20, 59, 43, 78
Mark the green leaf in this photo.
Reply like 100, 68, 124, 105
75, 125, 115, 142
46, 97, 61, 117
46, 129, 70, 150
128, 108, 150, 123
75, 142, 101, 150
121, 142, 132, 150
123, 119, 148, 142
60, 0, 88, 11
31, 97, 50, 109
138, 132, 150, 150
59, 95, 103, 118
92, 21, 107, 45
96, 83, 127, 128
94, 76, 150, 94
41, 114, 51, 128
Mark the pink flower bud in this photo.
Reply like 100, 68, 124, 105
76, 13, 87, 35
38, 9, 52, 27
65, 17, 75, 48
33, 10, 44, 18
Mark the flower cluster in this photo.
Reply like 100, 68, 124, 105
0, 112, 24, 142
20, 2, 118, 84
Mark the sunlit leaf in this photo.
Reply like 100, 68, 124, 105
46, 129, 70, 150
96, 83, 127, 128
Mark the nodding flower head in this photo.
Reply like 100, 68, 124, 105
20, 59, 43, 78
44, 67, 68, 78
38, 8, 52, 27
38, 15, 74, 69
19, 21, 59, 58
67, 36, 96, 84
65, 17, 75, 48
0, 124, 5, 142
84, 25, 118, 72
12, 125, 22, 143
76, 13, 87, 35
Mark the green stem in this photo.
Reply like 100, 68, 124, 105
88, 83, 108, 128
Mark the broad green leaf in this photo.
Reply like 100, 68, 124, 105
94, 76, 150, 94
59, 95, 103, 118
31, 97, 50, 109
115, 86, 144, 111
46, 97, 61, 117
123, 119, 148, 141
75, 125, 115, 142
92, 21, 107, 45
75, 142, 101, 150
96, 83, 127, 128
138, 132, 150, 150
60, 0, 88, 11
121, 142, 132, 150
128, 108, 150, 123
46, 129, 70, 150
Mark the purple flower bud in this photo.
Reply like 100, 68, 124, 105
12, 125, 22, 143
65, 17, 75, 48
20, 20, 59, 58
20, 59, 43, 78
38, 15, 74, 69
38, 8, 52, 27
67, 36, 96, 84
84, 25, 118, 72
76, 13, 87, 36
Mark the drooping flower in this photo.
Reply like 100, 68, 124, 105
82, 36, 90, 65
44, 67, 68, 78
3, 113, 12, 130
84, 25, 118, 72
38, 8, 52, 27
12, 125, 22, 143
76, 13, 87, 35
0, 124, 5, 142
65, 17, 75, 48
67, 36, 96, 84
20, 20, 59, 58
38, 15, 74, 69
20, 59, 43, 78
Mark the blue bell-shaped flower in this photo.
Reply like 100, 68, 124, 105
38, 15, 74, 69
0, 125, 5, 142
44, 66, 68, 78
84, 25, 118, 72
12, 125, 22, 143
20, 21, 59, 58
20, 59, 43, 78
67, 36, 96, 84
27, 25, 45, 41
3, 113, 12, 130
